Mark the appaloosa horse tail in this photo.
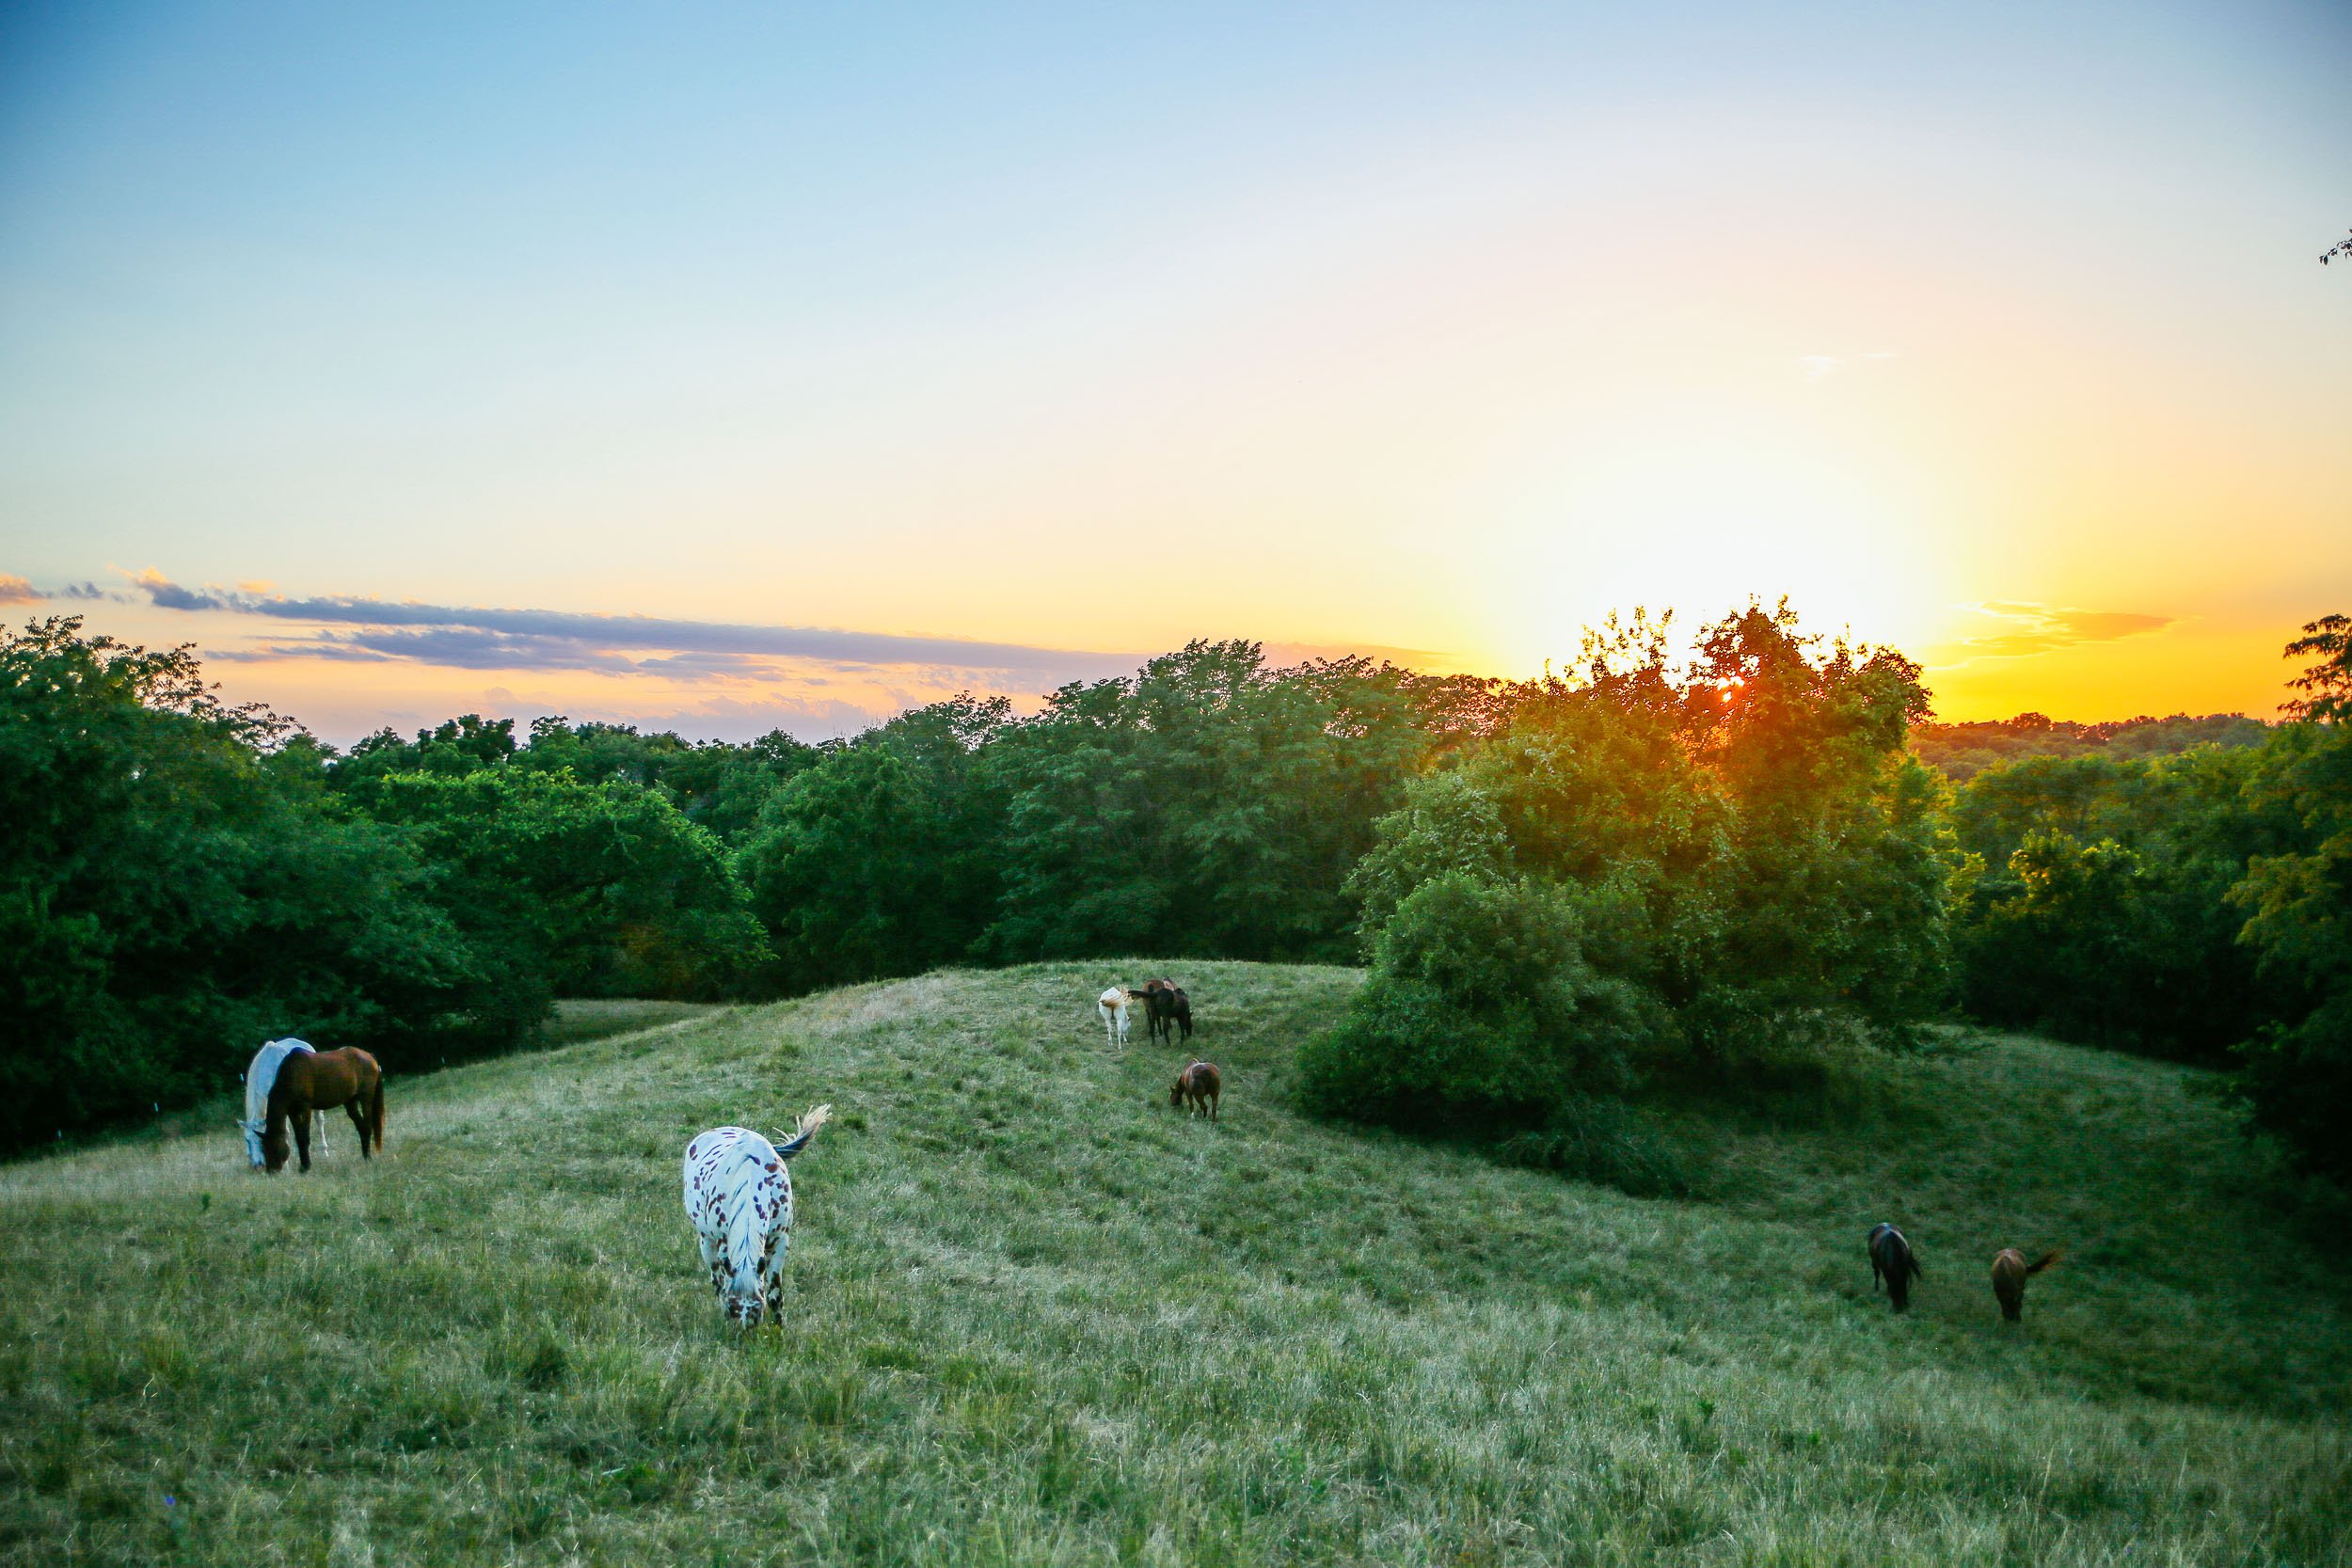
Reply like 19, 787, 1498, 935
770, 1104, 833, 1161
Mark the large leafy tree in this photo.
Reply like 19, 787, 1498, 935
0, 618, 525, 1149
2227, 615, 2352, 1176
735, 697, 1009, 993
369, 768, 771, 1003
1947, 744, 2289, 1059
981, 642, 1452, 963
1302, 604, 1948, 1132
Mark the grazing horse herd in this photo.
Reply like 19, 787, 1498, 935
1869, 1221, 2064, 1323
236, 977, 2059, 1331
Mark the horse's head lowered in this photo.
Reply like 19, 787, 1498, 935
721, 1261, 768, 1327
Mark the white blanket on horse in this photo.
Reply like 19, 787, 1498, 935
242, 1038, 319, 1167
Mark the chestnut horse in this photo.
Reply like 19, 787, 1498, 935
263, 1048, 384, 1173
1991, 1247, 2061, 1322
1169, 1061, 1221, 1120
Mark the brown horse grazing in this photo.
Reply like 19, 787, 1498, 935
1991, 1247, 2061, 1322
1868, 1223, 1922, 1312
263, 1048, 384, 1173
1169, 1060, 1221, 1120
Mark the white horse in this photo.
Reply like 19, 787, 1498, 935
241, 1038, 326, 1168
1097, 986, 1134, 1047
682, 1106, 832, 1328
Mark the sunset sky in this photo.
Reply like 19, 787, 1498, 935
3, 3, 2347, 744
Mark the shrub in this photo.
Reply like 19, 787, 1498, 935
1295, 873, 1657, 1124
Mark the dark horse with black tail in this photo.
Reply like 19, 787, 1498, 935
1868, 1222, 1922, 1312
263, 1047, 384, 1173
1140, 978, 1194, 1046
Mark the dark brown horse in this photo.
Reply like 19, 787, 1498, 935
1169, 1060, 1221, 1120
263, 1048, 384, 1173
1991, 1247, 2061, 1322
1868, 1223, 1922, 1312
1140, 978, 1194, 1046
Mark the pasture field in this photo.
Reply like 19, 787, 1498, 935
1, 963, 2347, 1566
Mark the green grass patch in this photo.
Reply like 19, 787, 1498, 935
1, 962, 2345, 1564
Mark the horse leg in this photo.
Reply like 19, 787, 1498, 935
698, 1234, 727, 1302
761, 1234, 787, 1326
294, 1109, 313, 1173
345, 1097, 370, 1158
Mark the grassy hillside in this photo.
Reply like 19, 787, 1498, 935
3, 963, 2347, 1566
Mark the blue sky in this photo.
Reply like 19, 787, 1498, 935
3, 2, 2347, 740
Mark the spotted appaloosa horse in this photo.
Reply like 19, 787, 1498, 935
262, 1048, 383, 1173
1169, 1061, 1221, 1120
682, 1106, 832, 1328
1991, 1247, 2061, 1322
1867, 1223, 1923, 1312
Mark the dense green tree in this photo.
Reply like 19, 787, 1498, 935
0, 618, 528, 1149
735, 714, 998, 993
1305, 604, 1948, 1136
331, 714, 519, 802
1947, 741, 2295, 1060
1298, 872, 1656, 1124
368, 768, 771, 1002
2225, 617, 2352, 1175
981, 643, 1449, 963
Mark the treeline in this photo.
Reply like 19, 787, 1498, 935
0, 622, 1497, 1149
1912, 711, 2269, 781
5, 610, 2347, 1182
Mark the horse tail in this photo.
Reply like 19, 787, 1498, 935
369, 1073, 386, 1153
772, 1103, 833, 1160
2026, 1249, 2060, 1275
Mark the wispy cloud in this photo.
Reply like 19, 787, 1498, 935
1932, 601, 2181, 663
0, 575, 125, 606
127, 570, 1136, 684
129, 568, 226, 611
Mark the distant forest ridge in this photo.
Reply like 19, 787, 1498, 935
1910, 712, 2271, 781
